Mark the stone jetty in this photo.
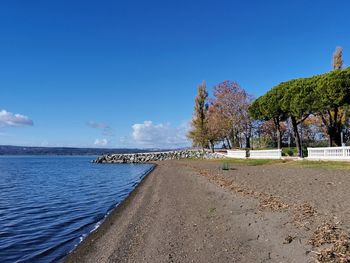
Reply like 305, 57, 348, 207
93, 150, 225, 164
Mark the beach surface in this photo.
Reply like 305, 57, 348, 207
66, 160, 350, 263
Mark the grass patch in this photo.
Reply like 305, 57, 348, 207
208, 207, 216, 213
289, 160, 350, 170
186, 155, 350, 170
203, 158, 288, 166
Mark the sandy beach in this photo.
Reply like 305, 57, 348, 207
65, 160, 350, 263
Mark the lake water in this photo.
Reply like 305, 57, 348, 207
0, 156, 154, 262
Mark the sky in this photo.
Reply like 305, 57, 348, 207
1, 0, 350, 148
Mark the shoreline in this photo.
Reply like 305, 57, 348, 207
64, 160, 308, 262
65, 160, 350, 262
64, 163, 158, 262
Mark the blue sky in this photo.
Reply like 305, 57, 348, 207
1, 0, 350, 148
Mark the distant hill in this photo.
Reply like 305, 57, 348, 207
0, 145, 163, 156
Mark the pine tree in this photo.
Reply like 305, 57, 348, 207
329, 46, 346, 146
187, 81, 209, 149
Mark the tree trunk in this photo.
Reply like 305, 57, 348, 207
234, 132, 240, 148
328, 133, 333, 147
326, 122, 342, 147
225, 137, 232, 149
276, 128, 281, 149
222, 139, 227, 149
228, 128, 235, 149
332, 107, 342, 146
209, 140, 215, 153
245, 136, 250, 149
327, 130, 342, 146
322, 108, 342, 147
273, 118, 282, 149
332, 130, 342, 146
335, 131, 342, 146
291, 116, 302, 157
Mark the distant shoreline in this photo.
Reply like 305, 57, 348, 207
0, 145, 172, 156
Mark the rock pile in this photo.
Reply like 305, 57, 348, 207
93, 150, 225, 164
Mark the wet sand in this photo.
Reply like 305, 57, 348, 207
65, 160, 350, 263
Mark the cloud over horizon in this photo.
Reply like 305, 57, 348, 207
0, 110, 33, 128
129, 120, 190, 148
86, 121, 114, 137
94, 138, 108, 146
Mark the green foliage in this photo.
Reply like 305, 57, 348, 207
315, 68, 350, 111
280, 147, 308, 157
286, 149, 294, 156
249, 98, 263, 120
314, 68, 350, 146
251, 67, 350, 122
280, 77, 318, 118
263, 85, 287, 119
250, 66, 350, 149
282, 147, 296, 156
221, 161, 230, 170
249, 85, 287, 122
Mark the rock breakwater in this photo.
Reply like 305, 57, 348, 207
93, 150, 225, 163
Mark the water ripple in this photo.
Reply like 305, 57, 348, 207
0, 156, 154, 263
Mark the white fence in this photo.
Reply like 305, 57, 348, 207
307, 146, 350, 160
225, 149, 282, 159
249, 149, 282, 159
226, 150, 247, 158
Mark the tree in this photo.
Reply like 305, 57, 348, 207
187, 81, 209, 150
340, 105, 350, 144
249, 47, 350, 151
251, 67, 350, 151
262, 119, 287, 147
280, 77, 318, 156
206, 102, 231, 151
250, 76, 317, 156
315, 68, 350, 146
249, 86, 287, 149
211, 81, 253, 148
332, 46, 343, 70
318, 47, 345, 146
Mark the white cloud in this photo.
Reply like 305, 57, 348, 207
94, 138, 108, 146
87, 121, 114, 136
0, 110, 33, 128
129, 120, 190, 148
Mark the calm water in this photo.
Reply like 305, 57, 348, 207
0, 156, 154, 263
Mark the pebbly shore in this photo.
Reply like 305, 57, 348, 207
93, 149, 225, 163
66, 160, 328, 263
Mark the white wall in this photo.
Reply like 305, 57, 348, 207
249, 149, 282, 159
226, 150, 247, 158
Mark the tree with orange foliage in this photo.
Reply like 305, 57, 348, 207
206, 102, 231, 151
211, 81, 253, 148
